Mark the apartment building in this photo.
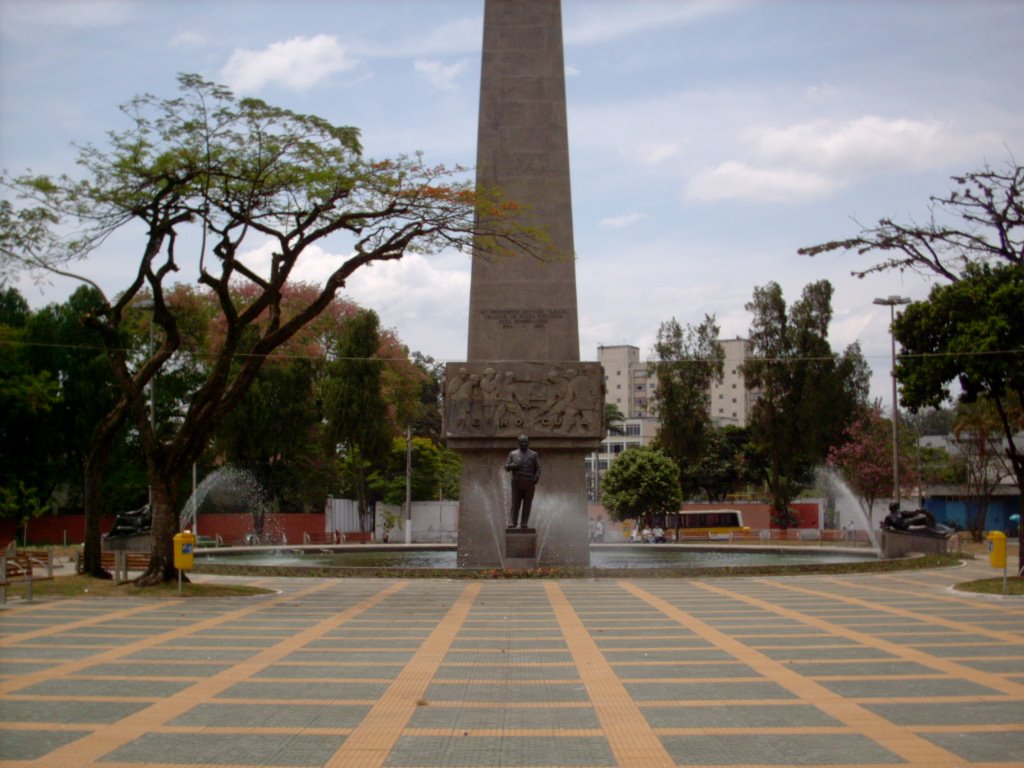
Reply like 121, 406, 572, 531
587, 341, 755, 498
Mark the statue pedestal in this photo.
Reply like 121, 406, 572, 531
505, 528, 536, 570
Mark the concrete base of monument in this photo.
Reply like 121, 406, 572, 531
505, 527, 536, 569
455, 449, 591, 569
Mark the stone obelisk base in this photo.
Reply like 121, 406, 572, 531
455, 447, 591, 569
504, 528, 536, 570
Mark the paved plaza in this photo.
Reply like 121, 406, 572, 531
1, 558, 1021, 767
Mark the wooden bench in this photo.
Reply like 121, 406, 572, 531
1, 549, 55, 603
100, 552, 152, 581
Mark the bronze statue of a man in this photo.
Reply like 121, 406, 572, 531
504, 434, 540, 528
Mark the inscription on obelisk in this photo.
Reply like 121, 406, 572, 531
446, 0, 601, 568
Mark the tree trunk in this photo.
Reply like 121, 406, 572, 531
80, 406, 127, 579
136, 475, 180, 586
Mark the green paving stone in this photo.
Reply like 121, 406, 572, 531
170, 702, 371, 728
787, 661, 937, 676
760, 646, 896, 660
215, 681, 389, 700
921, 731, 1024, 762
642, 703, 842, 728
913, 644, 1019, 658
75, 662, 232, 677
0, 729, 91, 759
289, 650, 416, 663
596, 637, 714, 649
655, 733, 905, 765
161, 636, 276, 648
434, 664, 580, 681
407, 705, 600, 730
424, 682, 590, 703
865, 700, 1024, 725
28, 635, 136, 646
612, 662, 750, 679
18, 678, 193, 698
443, 650, 575, 664
0, 661, 61, 674
817, 677, 1002, 698
0, 699, 149, 723
253, 664, 406, 680
626, 680, 795, 701
746, 636, 859, 647
604, 650, 734, 662
450, 639, 568, 650
124, 648, 260, 661
102, 732, 346, 766
384, 735, 615, 767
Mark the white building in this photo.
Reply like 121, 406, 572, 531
587, 341, 756, 499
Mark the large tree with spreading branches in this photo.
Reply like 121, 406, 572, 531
801, 161, 1024, 573
0, 74, 544, 584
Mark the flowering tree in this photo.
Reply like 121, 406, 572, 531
828, 405, 916, 525
0, 75, 542, 584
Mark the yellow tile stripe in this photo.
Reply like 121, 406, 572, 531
0, 581, 334, 697
749, 579, 1024, 697
621, 580, 965, 767
545, 582, 676, 768
323, 582, 481, 768
0, 601, 169, 647
19, 580, 406, 768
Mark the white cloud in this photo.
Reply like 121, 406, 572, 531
687, 161, 839, 203
600, 212, 649, 228
565, 1, 744, 45
169, 31, 206, 49
755, 116, 949, 174
219, 35, 357, 92
565, 65, 581, 78
413, 59, 467, 91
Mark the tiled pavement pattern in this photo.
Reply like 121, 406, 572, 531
1, 561, 1021, 767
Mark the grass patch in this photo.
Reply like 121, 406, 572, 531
954, 576, 1024, 596
3, 574, 273, 600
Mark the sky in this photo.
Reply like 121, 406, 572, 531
2, 0, 1022, 407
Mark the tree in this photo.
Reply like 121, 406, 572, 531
798, 162, 1022, 280
1, 75, 539, 584
951, 401, 1014, 542
652, 316, 724, 497
893, 265, 1023, 553
601, 447, 682, 524
323, 309, 392, 525
801, 161, 1024, 572
370, 436, 444, 505
689, 425, 751, 503
743, 281, 870, 526
828, 405, 917, 525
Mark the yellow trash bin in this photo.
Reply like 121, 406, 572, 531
986, 530, 1006, 569
174, 531, 196, 571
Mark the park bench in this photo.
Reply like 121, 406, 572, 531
99, 551, 152, 580
1, 547, 56, 603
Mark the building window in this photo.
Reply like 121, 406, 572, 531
625, 424, 641, 436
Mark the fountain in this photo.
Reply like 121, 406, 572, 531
817, 467, 882, 552
179, 466, 282, 544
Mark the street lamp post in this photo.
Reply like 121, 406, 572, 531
873, 295, 911, 508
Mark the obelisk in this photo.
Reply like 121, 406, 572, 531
444, 0, 602, 568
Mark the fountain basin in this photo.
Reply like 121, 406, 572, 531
195, 543, 881, 577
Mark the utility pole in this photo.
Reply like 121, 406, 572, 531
873, 295, 911, 508
405, 424, 412, 544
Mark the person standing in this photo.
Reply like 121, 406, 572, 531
505, 434, 541, 528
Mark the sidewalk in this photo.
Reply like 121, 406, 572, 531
1, 559, 1021, 767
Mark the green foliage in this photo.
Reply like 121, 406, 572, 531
743, 280, 869, 520
652, 315, 724, 496
369, 436, 446, 505
688, 425, 751, 502
601, 447, 682, 522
